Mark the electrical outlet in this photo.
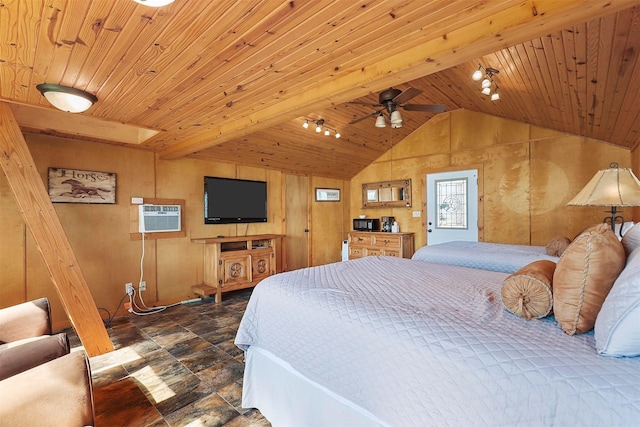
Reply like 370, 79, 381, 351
125, 283, 133, 295
412, 210, 421, 217
139, 281, 146, 292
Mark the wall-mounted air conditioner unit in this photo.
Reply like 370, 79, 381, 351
138, 204, 181, 233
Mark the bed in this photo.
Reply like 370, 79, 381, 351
411, 240, 559, 273
234, 255, 640, 426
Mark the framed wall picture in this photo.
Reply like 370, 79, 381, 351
48, 167, 116, 204
315, 188, 340, 202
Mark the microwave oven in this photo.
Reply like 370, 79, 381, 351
353, 218, 380, 232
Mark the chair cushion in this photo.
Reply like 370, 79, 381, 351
0, 333, 70, 380
0, 298, 51, 343
0, 351, 94, 427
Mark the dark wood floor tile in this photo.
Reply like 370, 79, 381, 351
163, 393, 240, 427
179, 345, 231, 374
94, 376, 164, 427
166, 336, 213, 359
197, 359, 245, 391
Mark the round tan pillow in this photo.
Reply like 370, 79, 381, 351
553, 223, 626, 335
501, 260, 556, 320
546, 236, 571, 256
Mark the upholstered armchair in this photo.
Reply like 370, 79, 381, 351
0, 298, 70, 380
0, 298, 95, 426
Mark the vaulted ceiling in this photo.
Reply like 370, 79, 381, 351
1, 0, 639, 180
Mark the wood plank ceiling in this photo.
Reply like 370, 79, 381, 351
1, 0, 639, 180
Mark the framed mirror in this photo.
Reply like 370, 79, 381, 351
362, 179, 411, 208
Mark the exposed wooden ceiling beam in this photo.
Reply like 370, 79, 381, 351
158, 0, 633, 160
0, 102, 113, 357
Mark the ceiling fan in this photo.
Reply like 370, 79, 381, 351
348, 87, 446, 127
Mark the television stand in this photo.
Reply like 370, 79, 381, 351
191, 234, 284, 302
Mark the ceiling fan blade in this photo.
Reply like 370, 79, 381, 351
349, 110, 381, 124
402, 104, 446, 113
392, 87, 422, 104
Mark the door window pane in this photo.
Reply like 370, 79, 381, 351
435, 178, 468, 229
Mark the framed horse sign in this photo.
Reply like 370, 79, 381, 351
48, 167, 116, 204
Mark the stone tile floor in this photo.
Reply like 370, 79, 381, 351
68, 289, 270, 427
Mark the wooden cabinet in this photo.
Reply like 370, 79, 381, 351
347, 231, 414, 260
191, 234, 283, 302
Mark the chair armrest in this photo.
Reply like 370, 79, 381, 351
0, 332, 70, 380
0, 298, 52, 342
0, 350, 95, 427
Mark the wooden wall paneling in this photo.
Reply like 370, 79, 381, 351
530, 135, 632, 244
0, 171, 26, 307
0, 103, 112, 356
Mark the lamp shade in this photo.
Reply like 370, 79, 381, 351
36, 84, 97, 113
375, 114, 386, 128
389, 110, 403, 125
567, 164, 640, 207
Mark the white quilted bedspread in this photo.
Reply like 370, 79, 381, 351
411, 241, 558, 273
235, 256, 640, 427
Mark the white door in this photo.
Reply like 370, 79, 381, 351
426, 169, 478, 245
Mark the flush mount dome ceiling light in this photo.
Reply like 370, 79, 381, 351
133, 0, 175, 6
36, 84, 98, 113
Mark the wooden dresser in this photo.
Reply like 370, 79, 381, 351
347, 231, 414, 260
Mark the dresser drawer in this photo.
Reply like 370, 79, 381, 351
349, 234, 373, 246
349, 247, 364, 258
372, 235, 401, 248
366, 248, 383, 256
382, 250, 400, 257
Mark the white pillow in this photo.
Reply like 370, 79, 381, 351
594, 246, 640, 357
621, 222, 640, 256
615, 221, 635, 240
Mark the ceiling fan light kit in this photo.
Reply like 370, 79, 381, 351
472, 64, 501, 101
303, 118, 341, 138
349, 87, 446, 126
36, 83, 97, 113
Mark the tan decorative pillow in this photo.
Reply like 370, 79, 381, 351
546, 236, 571, 256
553, 223, 626, 335
501, 260, 556, 320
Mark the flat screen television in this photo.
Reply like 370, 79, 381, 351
204, 176, 267, 224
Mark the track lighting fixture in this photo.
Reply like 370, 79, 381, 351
302, 118, 341, 138
471, 64, 501, 101
36, 83, 97, 113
